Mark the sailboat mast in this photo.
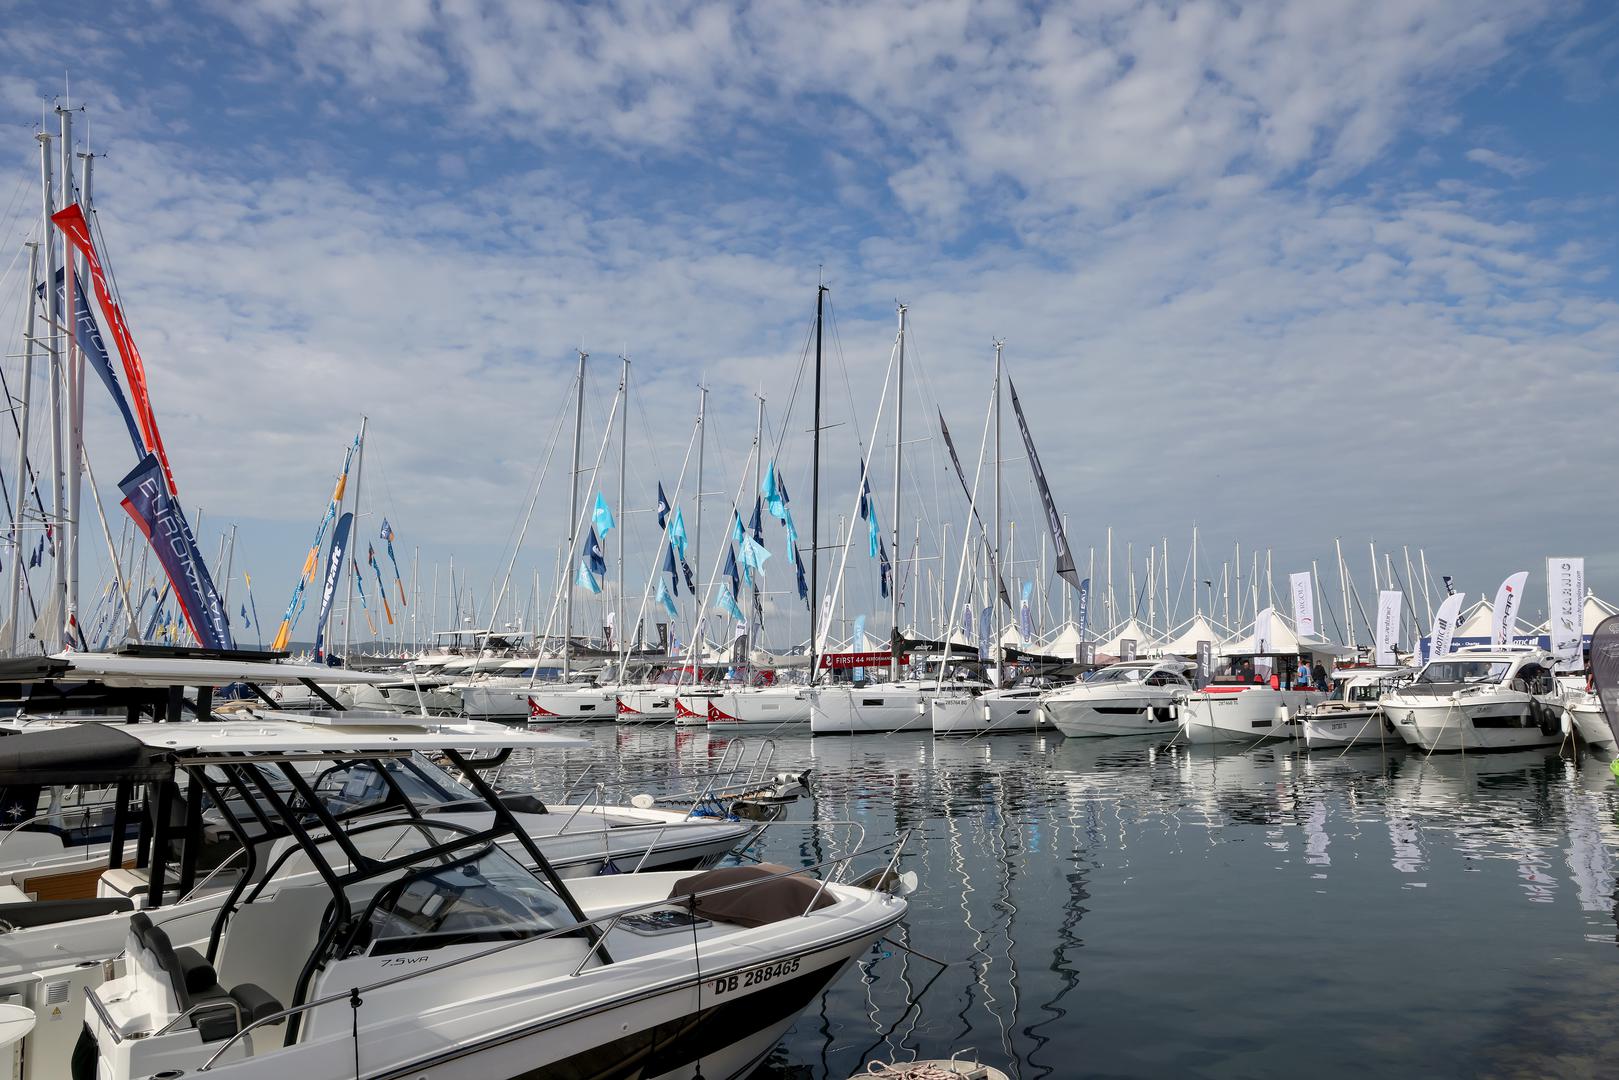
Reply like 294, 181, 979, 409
809, 285, 824, 676
61, 106, 84, 648
748, 391, 763, 665
617, 355, 629, 650
991, 339, 1003, 687
562, 351, 585, 681
6, 241, 39, 654
693, 385, 706, 657
888, 303, 906, 681
37, 126, 66, 648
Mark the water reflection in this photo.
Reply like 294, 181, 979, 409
509, 725, 1619, 1078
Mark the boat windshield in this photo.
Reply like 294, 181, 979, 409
1417, 660, 1510, 685
258, 756, 485, 823
1088, 667, 1146, 684
1346, 684, 1381, 703
355, 830, 574, 955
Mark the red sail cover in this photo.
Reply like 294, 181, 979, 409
51, 204, 177, 495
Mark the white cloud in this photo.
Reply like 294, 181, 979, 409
1465, 146, 1539, 178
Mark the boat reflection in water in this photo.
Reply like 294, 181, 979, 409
500, 727, 1619, 1079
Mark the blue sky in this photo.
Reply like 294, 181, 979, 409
0, 0, 1615, 648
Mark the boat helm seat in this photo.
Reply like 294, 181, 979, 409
128, 912, 283, 1041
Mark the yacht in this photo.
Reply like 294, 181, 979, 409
1563, 686, 1617, 748
1299, 666, 1413, 750
706, 683, 814, 734
1043, 659, 1194, 738
930, 683, 1048, 736
1176, 652, 1326, 745
808, 680, 939, 735
1381, 646, 1569, 752
71, 723, 909, 1079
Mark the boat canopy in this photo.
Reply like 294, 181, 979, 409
0, 724, 173, 785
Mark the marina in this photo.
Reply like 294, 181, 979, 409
0, 4, 1615, 1077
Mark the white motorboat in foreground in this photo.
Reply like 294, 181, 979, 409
1299, 666, 1413, 750
1177, 653, 1324, 745
1043, 659, 1193, 738
1381, 646, 1569, 753
75, 719, 910, 1080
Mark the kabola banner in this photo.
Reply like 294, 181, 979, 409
1375, 590, 1402, 667
1290, 572, 1316, 639
312, 512, 353, 659
1427, 591, 1466, 663
1547, 557, 1585, 670
118, 453, 232, 651
1492, 571, 1529, 647
52, 203, 176, 494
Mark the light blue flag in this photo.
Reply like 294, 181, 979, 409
781, 509, 799, 560
592, 492, 615, 537
740, 534, 772, 573
715, 585, 746, 623
575, 559, 601, 594
763, 461, 788, 519
656, 578, 678, 618
867, 505, 880, 558
731, 511, 746, 548
669, 508, 688, 559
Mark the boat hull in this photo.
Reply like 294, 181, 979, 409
1178, 687, 1321, 745
930, 692, 1045, 735
1381, 692, 1563, 753
706, 688, 812, 734
808, 686, 932, 735
1045, 691, 1180, 738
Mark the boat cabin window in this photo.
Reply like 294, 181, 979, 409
1417, 660, 1509, 685
1088, 667, 1146, 684
349, 838, 574, 957
1346, 684, 1381, 703
1143, 670, 1186, 688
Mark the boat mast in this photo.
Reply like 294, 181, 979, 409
63, 107, 86, 648
37, 125, 66, 649
991, 338, 1002, 687
809, 284, 824, 678
748, 391, 764, 668
562, 351, 585, 681
6, 241, 39, 654
693, 384, 706, 659
342, 416, 367, 661
617, 354, 629, 651
888, 302, 906, 682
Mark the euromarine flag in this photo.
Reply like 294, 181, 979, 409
118, 452, 233, 651
42, 268, 142, 452
311, 512, 353, 659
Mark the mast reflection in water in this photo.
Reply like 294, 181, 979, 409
500, 727, 1619, 1079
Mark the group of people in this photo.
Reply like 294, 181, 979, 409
1227, 656, 1330, 691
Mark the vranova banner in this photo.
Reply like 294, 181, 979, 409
1428, 592, 1466, 663
1492, 571, 1529, 647
118, 453, 233, 651
1547, 557, 1585, 670
1375, 590, 1402, 667
1290, 572, 1316, 639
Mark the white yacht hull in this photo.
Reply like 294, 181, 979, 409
808, 685, 932, 735
706, 687, 812, 734
1301, 708, 1395, 749
1178, 687, 1321, 745
1381, 692, 1564, 753
674, 691, 721, 727
524, 686, 619, 722
1045, 691, 1181, 738
930, 692, 1046, 735
615, 687, 677, 723
1569, 700, 1616, 748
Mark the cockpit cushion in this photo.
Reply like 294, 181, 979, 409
666, 863, 837, 928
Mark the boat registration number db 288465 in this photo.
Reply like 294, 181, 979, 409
713, 957, 801, 995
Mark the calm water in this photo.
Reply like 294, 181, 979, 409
506, 726, 1619, 1079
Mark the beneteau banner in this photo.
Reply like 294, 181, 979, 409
312, 512, 353, 658
52, 204, 177, 494
118, 453, 232, 651
1290, 572, 1316, 639
1428, 592, 1466, 663
1375, 591, 1401, 667
1492, 571, 1529, 647
1547, 557, 1585, 670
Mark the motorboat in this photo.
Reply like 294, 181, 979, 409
74, 723, 910, 1080
1380, 646, 1568, 753
1043, 659, 1194, 738
1176, 652, 1326, 745
1563, 688, 1617, 748
1299, 666, 1414, 750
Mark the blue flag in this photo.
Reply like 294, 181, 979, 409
795, 549, 809, 604
715, 584, 745, 624
656, 483, 670, 529
878, 537, 891, 598
575, 559, 601, 593
585, 527, 607, 576
45, 269, 142, 453
681, 557, 696, 593
240, 603, 249, 629
723, 545, 741, 597
763, 461, 787, 519
740, 534, 771, 574
664, 543, 681, 595
858, 461, 871, 520
308, 511, 350, 658
592, 492, 615, 537
119, 452, 235, 652
750, 498, 764, 544
657, 578, 678, 618
1077, 577, 1091, 639
669, 508, 688, 559
731, 510, 746, 549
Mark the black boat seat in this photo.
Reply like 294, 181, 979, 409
129, 912, 283, 1041
0, 896, 132, 928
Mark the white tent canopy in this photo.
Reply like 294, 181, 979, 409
1044, 622, 1085, 657
1163, 614, 1227, 656
1098, 618, 1155, 656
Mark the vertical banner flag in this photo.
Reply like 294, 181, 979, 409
655, 483, 670, 529
1196, 640, 1212, 687
592, 493, 615, 538
52, 204, 176, 494
43, 269, 142, 452
1589, 615, 1619, 747
380, 519, 407, 608
1427, 592, 1465, 664
1375, 590, 1402, 667
1019, 580, 1034, 640
1290, 572, 1316, 639
350, 560, 379, 636
1252, 605, 1275, 654
1442, 575, 1455, 597
937, 410, 1012, 608
1120, 638, 1138, 662
1492, 571, 1529, 647
1547, 557, 1585, 670
1006, 376, 1079, 590
118, 453, 234, 651
311, 511, 353, 659
368, 545, 395, 625
1077, 577, 1090, 639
